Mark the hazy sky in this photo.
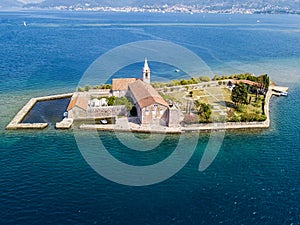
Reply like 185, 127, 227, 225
18, 0, 43, 3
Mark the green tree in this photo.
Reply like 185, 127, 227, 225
107, 96, 116, 106
194, 100, 211, 122
258, 74, 270, 91
84, 84, 91, 92
231, 83, 248, 105
100, 84, 112, 89
190, 77, 197, 84
180, 79, 188, 85
114, 97, 133, 110
77, 86, 84, 92
198, 76, 210, 82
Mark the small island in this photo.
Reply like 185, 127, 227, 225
6, 59, 288, 133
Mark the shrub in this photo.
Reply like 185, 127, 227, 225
151, 82, 160, 88
230, 114, 241, 122
198, 76, 210, 82
180, 80, 188, 85
114, 97, 133, 110
84, 85, 91, 92
107, 96, 116, 106
100, 84, 112, 89
236, 104, 245, 112
77, 86, 84, 92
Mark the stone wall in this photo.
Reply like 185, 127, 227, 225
112, 90, 127, 98
68, 107, 87, 119
140, 104, 168, 124
168, 107, 182, 127
87, 105, 127, 118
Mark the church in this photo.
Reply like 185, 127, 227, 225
112, 59, 181, 127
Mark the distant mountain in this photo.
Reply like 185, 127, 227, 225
23, 0, 300, 13
26, 0, 137, 7
0, 0, 23, 9
25, 0, 300, 7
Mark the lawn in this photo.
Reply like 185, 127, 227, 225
159, 85, 266, 123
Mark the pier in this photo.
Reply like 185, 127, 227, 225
6, 93, 73, 130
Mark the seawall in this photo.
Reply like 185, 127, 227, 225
6, 93, 73, 130
6, 85, 288, 132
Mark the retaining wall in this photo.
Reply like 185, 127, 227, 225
6, 93, 73, 130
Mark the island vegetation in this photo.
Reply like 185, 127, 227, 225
154, 73, 270, 124
78, 73, 271, 124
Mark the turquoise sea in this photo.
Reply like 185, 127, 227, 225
0, 11, 300, 224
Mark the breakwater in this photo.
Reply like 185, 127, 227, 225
6, 93, 73, 130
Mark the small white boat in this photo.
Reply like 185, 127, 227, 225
23, 21, 27, 27
63, 112, 68, 117
280, 91, 288, 96
175, 69, 180, 72
101, 119, 108, 124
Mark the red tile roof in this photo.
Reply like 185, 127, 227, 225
112, 78, 138, 91
67, 96, 88, 111
231, 79, 262, 87
128, 80, 169, 108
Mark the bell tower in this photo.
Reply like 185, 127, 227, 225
142, 58, 150, 84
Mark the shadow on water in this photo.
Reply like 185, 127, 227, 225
22, 98, 71, 125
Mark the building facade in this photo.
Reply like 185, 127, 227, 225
67, 94, 88, 119
128, 79, 169, 125
111, 78, 137, 97
68, 59, 182, 127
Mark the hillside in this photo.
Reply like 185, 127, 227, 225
0, 0, 23, 9
1, 0, 297, 13
25, 0, 300, 9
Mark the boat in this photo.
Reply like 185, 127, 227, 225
63, 112, 68, 117
280, 91, 288, 96
175, 69, 180, 72
101, 119, 108, 124
23, 21, 27, 27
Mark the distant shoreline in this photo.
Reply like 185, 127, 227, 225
1, 8, 300, 16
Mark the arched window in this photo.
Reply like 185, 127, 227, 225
145, 108, 150, 115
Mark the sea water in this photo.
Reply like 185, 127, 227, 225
0, 11, 299, 224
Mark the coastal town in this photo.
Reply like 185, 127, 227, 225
22, 2, 300, 15
6, 59, 288, 133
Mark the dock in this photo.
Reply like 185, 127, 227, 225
6, 93, 73, 130
271, 86, 289, 96
55, 118, 74, 129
